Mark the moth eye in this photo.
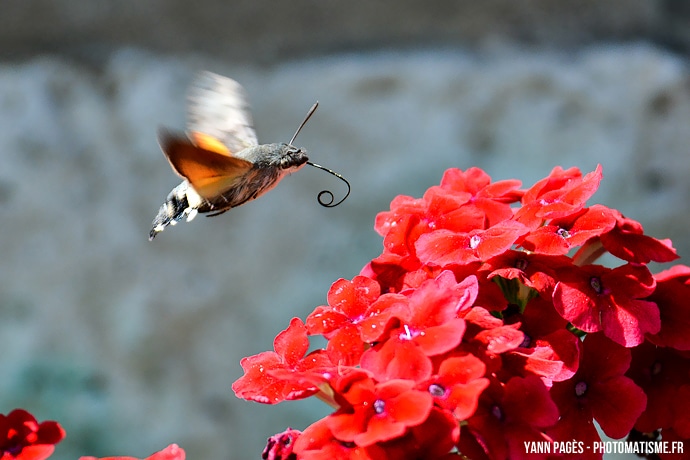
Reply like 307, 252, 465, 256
287, 146, 300, 154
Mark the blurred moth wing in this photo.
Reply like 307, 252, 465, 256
187, 71, 259, 155
189, 131, 233, 156
158, 129, 252, 201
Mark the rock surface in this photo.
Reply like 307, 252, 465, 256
3, 0, 687, 61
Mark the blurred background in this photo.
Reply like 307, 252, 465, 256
1, 1, 690, 459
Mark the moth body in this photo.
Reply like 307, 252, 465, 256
148, 71, 344, 241
149, 136, 309, 240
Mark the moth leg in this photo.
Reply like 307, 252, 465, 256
206, 209, 230, 217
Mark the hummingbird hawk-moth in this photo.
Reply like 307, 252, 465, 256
149, 71, 349, 240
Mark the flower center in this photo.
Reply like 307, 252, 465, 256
575, 381, 588, 397
399, 324, 414, 340
589, 277, 603, 294
428, 384, 446, 398
469, 235, 481, 249
557, 228, 571, 238
373, 399, 386, 414
491, 405, 503, 420
515, 258, 529, 271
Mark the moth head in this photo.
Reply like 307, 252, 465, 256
280, 101, 350, 208
279, 144, 309, 170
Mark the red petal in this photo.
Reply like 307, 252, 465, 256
413, 319, 466, 356
580, 333, 632, 380
16, 445, 57, 460
474, 325, 524, 354
503, 376, 559, 428
475, 221, 530, 261
602, 297, 660, 347
148, 444, 186, 460
385, 386, 433, 426
415, 230, 476, 265
35, 421, 65, 445
325, 324, 365, 366
273, 318, 309, 366
360, 340, 432, 383
647, 267, 690, 349
589, 376, 647, 439
305, 306, 349, 336
600, 211, 679, 264
354, 414, 406, 447
326, 277, 381, 318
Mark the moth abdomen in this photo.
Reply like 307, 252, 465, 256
149, 181, 203, 240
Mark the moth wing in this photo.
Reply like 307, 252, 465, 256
158, 129, 252, 201
187, 71, 259, 157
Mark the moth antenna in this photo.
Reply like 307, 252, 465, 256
289, 102, 319, 146
289, 102, 350, 207
307, 161, 351, 208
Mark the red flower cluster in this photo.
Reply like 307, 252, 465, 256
0, 409, 64, 460
233, 166, 690, 459
0, 408, 183, 460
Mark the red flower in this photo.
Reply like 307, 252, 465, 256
372, 195, 436, 274
415, 220, 528, 266
461, 376, 559, 460
307, 276, 382, 338
519, 205, 616, 256
395, 271, 474, 355
422, 185, 488, 233
599, 209, 679, 264
326, 370, 433, 447
548, 334, 646, 453
233, 164, 689, 459
369, 168, 524, 294
502, 296, 581, 385
262, 428, 301, 460
423, 354, 489, 420
504, 331, 581, 386
293, 418, 380, 460
517, 165, 603, 227
509, 294, 570, 339
627, 342, 690, 437
462, 307, 525, 355
552, 263, 659, 347
372, 407, 460, 460
484, 250, 572, 297
232, 318, 333, 404
645, 265, 690, 350
0, 409, 65, 460
437, 167, 523, 227
454, 306, 525, 380
368, 212, 428, 293
306, 276, 383, 365
294, 409, 460, 460
356, 293, 409, 344
359, 271, 476, 360
374, 195, 428, 240
360, 339, 432, 384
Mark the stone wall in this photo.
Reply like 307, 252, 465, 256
2, 0, 690, 61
